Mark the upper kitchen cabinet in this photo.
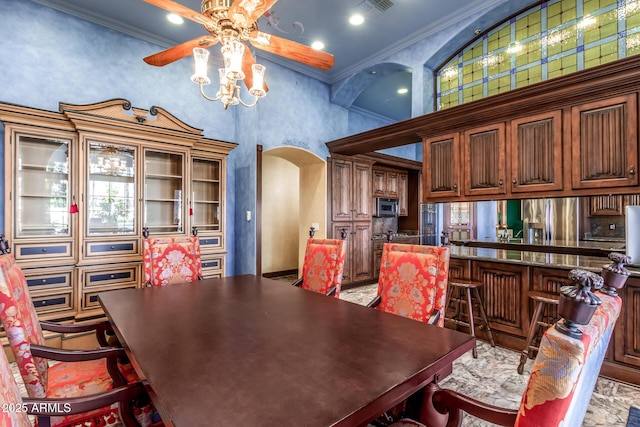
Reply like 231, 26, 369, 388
422, 133, 460, 200
510, 111, 564, 194
462, 123, 506, 197
372, 167, 399, 198
571, 94, 638, 190
330, 156, 372, 222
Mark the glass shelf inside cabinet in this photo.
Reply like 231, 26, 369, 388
87, 143, 136, 235
144, 150, 184, 233
15, 135, 71, 237
192, 158, 221, 232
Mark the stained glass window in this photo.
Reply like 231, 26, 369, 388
436, 0, 640, 110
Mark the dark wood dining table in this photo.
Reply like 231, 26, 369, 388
99, 275, 475, 427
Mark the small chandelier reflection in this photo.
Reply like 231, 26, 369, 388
95, 147, 128, 176
191, 41, 266, 110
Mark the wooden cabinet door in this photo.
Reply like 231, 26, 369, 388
473, 261, 528, 337
589, 195, 623, 216
352, 161, 372, 221
351, 222, 373, 282
614, 277, 640, 367
463, 123, 506, 196
398, 173, 408, 216
423, 133, 460, 200
331, 159, 354, 222
386, 171, 399, 198
510, 110, 564, 193
372, 169, 386, 197
571, 94, 638, 189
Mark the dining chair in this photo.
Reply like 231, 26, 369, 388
0, 340, 153, 427
292, 237, 347, 298
142, 227, 203, 287
368, 243, 450, 327
389, 270, 623, 427
0, 252, 154, 427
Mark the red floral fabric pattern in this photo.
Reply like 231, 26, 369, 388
0, 344, 31, 427
143, 236, 202, 287
0, 254, 152, 427
515, 293, 622, 427
300, 238, 347, 298
376, 244, 450, 327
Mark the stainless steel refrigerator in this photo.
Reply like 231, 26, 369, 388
420, 203, 438, 246
521, 197, 579, 243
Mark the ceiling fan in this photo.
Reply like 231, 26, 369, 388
142, 0, 335, 94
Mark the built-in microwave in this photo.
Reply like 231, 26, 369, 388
375, 197, 399, 217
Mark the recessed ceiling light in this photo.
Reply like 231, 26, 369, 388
397, 88, 409, 95
311, 41, 325, 50
349, 14, 365, 26
167, 13, 184, 25
370, 70, 377, 75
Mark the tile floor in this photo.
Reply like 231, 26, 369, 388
279, 277, 640, 427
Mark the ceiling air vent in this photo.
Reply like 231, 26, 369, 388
356, 0, 394, 18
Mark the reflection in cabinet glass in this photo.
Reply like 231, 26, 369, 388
15, 134, 70, 237
144, 150, 185, 233
87, 142, 136, 235
191, 158, 221, 232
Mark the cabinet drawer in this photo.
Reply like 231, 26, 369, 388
15, 242, 72, 261
81, 264, 139, 288
373, 241, 385, 251
84, 240, 139, 258
82, 286, 136, 311
199, 236, 223, 252
202, 256, 224, 276
25, 270, 72, 292
32, 292, 73, 314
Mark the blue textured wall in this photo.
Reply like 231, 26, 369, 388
1, 0, 532, 274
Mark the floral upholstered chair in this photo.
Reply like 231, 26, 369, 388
292, 238, 347, 297
389, 275, 623, 427
368, 243, 450, 327
143, 235, 203, 287
0, 252, 155, 427
0, 341, 151, 427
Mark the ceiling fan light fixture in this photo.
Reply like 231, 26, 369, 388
397, 88, 409, 94
311, 41, 325, 51
249, 64, 267, 98
222, 40, 245, 80
349, 14, 365, 25
191, 48, 211, 85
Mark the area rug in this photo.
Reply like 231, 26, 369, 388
628, 407, 640, 427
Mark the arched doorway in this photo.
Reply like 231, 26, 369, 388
260, 147, 327, 277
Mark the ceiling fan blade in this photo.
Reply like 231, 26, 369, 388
242, 48, 269, 93
141, 0, 214, 26
144, 36, 218, 66
228, 0, 279, 27
250, 31, 335, 70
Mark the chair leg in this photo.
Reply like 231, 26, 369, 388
453, 287, 462, 331
473, 287, 495, 347
465, 289, 477, 358
517, 300, 546, 375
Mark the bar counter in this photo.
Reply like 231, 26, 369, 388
445, 245, 640, 386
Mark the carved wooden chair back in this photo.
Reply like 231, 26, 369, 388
374, 244, 450, 327
143, 236, 203, 287
296, 238, 347, 297
0, 326, 32, 427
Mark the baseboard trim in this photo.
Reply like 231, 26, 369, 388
262, 269, 298, 278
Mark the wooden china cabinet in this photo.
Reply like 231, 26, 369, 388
0, 99, 236, 323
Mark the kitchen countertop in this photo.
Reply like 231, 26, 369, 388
455, 237, 625, 251
449, 245, 640, 277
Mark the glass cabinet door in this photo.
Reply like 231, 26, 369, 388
14, 134, 71, 237
144, 149, 185, 233
87, 142, 136, 236
191, 158, 221, 232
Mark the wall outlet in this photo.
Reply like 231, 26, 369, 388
311, 222, 320, 232
609, 224, 616, 230
246, 210, 252, 222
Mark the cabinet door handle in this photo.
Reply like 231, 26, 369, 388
42, 248, 48, 253
512, 178, 518, 185
630, 165, 636, 175
453, 183, 458, 190
499, 179, 503, 186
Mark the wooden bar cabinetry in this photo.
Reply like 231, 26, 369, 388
0, 99, 236, 325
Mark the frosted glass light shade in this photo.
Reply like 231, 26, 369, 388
191, 48, 211, 85
222, 40, 245, 81
249, 64, 266, 98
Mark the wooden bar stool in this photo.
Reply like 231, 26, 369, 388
446, 279, 495, 358
517, 291, 560, 374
